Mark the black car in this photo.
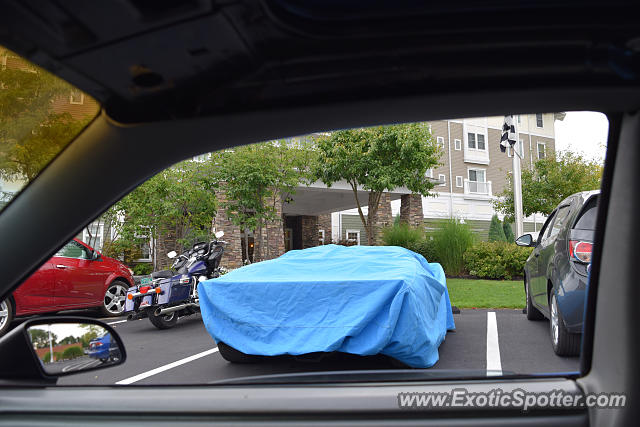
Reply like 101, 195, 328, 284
516, 190, 599, 356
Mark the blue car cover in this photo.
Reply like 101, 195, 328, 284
198, 245, 455, 368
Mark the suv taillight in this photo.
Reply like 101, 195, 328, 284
569, 240, 593, 263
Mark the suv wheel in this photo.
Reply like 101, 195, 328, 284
525, 276, 544, 320
549, 293, 581, 356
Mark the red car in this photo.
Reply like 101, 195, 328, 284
0, 239, 134, 335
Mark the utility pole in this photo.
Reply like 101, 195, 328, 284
48, 325, 54, 363
512, 118, 524, 238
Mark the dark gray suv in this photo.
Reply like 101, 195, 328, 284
516, 190, 599, 356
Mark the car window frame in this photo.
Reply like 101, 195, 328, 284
537, 210, 557, 245
547, 204, 572, 241
54, 240, 90, 260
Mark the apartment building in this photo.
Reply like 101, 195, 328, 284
335, 114, 563, 243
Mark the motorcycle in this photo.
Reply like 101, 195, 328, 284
124, 230, 226, 330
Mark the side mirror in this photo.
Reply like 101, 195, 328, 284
0, 317, 126, 383
167, 251, 177, 259
215, 231, 224, 239
90, 250, 100, 261
515, 234, 536, 247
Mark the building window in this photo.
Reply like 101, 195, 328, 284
319, 229, 325, 245
456, 176, 463, 187
138, 238, 152, 261
536, 113, 543, 128
438, 174, 446, 186
70, 90, 84, 105
346, 229, 360, 245
518, 139, 524, 157
454, 139, 461, 150
537, 141, 546, 159
436, 136, 445, 149
82, 222, 104, 251
517, 115, 521, 124
134, 228, 152, 262
467, 132, 486, 150
426, 168, 434, 178
468, 168, 487, 193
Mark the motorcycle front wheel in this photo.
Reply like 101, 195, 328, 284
148, 310, 178, 330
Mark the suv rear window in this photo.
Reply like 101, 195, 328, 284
573, 196, 599, 230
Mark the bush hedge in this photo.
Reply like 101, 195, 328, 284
406, 240, 439, 264
133, 263, 153, 275
429, 219, 475, 276
463, 242, 532, 280
62, 346, 85, 360
382, 223, 423, 247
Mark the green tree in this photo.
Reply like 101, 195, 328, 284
101, 160, 217, 268
494, 151, 602, 219
212, 140, 316, 261
502, 221, 515, 242
313, 124, 441, 245
0, 48, 92, 183
28, 328, 57, 349
488, 215, 507, 242
59, 335, 79, 345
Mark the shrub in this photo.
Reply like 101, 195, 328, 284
133, 263, 153, 275
429, 219, 475, 275
42, 351, 63, 363
382, 223, 424, 247
488, 214, 507, 242
406, 240, 440, 264
62, 346, 84, 360
503, 221, 515, 242
464, 241, 532, 280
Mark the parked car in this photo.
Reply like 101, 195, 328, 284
0, 239, 134, 335
516, 190, 599, 356
199, 245, 455, 368
87, 332, 121, 363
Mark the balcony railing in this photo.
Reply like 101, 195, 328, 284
464, 179, 492, 196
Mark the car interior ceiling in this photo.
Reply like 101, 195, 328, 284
2, 1, 640, 426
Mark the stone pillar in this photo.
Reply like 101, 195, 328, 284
301, 215, 319, 249
400, 194, 424, 228
262, 192, 285, 260
214, 188, 243, 269
369, 192, 393, 245
317, 214, 332, 244
155, 225, 177, 270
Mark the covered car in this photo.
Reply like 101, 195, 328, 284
198, 245, 455, 368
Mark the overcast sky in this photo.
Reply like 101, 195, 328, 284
554, 111, 609, 163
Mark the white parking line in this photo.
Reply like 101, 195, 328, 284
115, 348, 219, 385
107, 319, 128, 325
486, 311, 502, 376
62, 359, 101, 373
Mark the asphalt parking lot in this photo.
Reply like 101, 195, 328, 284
48, 308, 580, 386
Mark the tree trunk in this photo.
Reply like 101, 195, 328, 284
349, 182, 370, 245
243, 229, 250, 263
255, 220, 263, 262
366, 191, 382, 246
